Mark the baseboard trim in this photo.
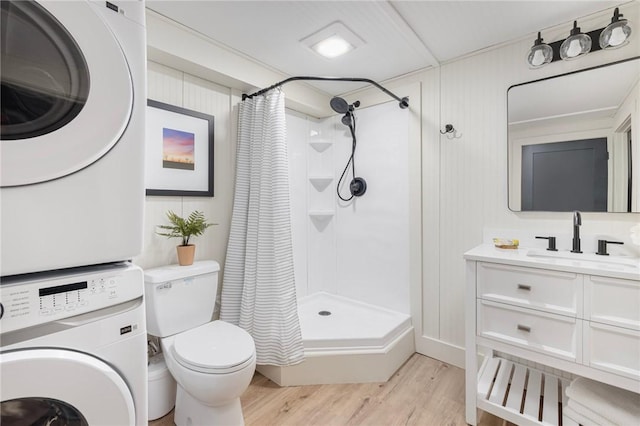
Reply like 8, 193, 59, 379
415, 335, 465, 369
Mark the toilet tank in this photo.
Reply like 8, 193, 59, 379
144, 260, 220, 337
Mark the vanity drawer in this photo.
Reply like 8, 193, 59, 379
584, 321, 640, 380
477, 300, 580, 362
585, 275, 640, 330
477, 262, 581, 316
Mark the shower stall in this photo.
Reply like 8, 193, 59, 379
257, 101, 415, 385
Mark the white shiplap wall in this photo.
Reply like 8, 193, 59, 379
134, 61, 238, 291
416, 3, 640, 366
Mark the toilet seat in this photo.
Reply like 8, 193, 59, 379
172, 321, 255, 374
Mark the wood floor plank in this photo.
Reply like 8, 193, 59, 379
149, 353, 512, 426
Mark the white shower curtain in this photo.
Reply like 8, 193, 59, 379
220, 89, 304, 366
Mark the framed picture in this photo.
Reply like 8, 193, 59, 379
145, 100, 214, 197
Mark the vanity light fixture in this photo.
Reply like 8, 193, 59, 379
599, 7, 632, 49
526, 32, 553, 68
560, 21, 592, 60
527, 7, 633, 69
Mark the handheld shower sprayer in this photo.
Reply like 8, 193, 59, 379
331, 97, 367, 200
330, 97, 360, 127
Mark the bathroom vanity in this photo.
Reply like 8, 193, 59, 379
464, 244, 640, 425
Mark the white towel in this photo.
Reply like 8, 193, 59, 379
567, 399, 615, 426
565, 377, 640, 425
564, 406, 601, 426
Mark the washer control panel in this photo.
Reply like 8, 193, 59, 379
1, 263, 143, 333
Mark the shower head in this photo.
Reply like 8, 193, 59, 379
330, 97, 350, 114
330, 97, 360, 114
332, 97, 360, 128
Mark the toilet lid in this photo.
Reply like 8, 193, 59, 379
173, 321, 255, 374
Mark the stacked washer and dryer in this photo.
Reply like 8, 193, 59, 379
0, 1, 148, 424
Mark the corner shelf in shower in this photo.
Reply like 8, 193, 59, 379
308, 210, 334, 231
309, 140, 332, 153
309, 176, 334, 192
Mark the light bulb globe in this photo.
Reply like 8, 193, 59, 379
526, 32, 552, 69
600, 20, 632, 49
560, 33, 591, 60
527, 44, 552, 68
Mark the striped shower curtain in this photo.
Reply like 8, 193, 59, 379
220, 89, 304, 366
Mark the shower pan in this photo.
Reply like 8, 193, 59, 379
258, 292, 414, 386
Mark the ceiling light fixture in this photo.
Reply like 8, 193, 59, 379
560, 21, 592, 60
301, 21, 364, 59
599, 7, 632, 49
312, 35, 353, 59
526, 32, 553, 68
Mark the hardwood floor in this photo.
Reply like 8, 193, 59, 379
149, 353, 507, 426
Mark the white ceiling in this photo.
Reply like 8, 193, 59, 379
146, 0, 623, 95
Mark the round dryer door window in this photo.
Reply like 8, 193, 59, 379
0, 0, 133, 187
0, 349, 136, 425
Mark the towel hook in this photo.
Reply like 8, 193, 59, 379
440, 124, 462, 139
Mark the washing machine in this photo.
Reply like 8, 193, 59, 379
0, 0, 147, 276
0, 262, 147, 425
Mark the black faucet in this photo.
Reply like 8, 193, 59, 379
571, 211, 582, 253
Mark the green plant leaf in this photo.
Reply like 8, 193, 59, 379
156, 210, 216, 246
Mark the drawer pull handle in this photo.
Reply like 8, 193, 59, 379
517, 284, 532, 291
517, 324, 531, 333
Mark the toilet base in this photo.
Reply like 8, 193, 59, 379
174, 384, 245, 426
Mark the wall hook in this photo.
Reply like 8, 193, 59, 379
440, 124, 462, 139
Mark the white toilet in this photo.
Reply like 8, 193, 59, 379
144, 261, 256, 426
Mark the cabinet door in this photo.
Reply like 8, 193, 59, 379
584, 321, 640, 380
477, 300, 581, 362
478, 262, 582, 316
585, 275, 640, 330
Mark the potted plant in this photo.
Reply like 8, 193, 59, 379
156, 210, 215, 266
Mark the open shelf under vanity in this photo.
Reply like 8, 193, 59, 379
477, 356, 574, 426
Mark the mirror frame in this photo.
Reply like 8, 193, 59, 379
507, 56, 640, 213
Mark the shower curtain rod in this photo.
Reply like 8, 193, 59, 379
242, 76, 409, 109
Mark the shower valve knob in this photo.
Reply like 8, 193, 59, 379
350, 177, 367, 197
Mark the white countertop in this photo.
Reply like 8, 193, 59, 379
464, 244, 640, 281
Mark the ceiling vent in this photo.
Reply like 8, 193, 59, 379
301, 21, 365, 59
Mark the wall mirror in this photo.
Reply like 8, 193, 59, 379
508, 57, 640, 212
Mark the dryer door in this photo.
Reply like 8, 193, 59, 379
0, 349, 136, 425
0, 0, 132, 186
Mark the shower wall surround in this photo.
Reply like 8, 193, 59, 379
287, 103, 411, 314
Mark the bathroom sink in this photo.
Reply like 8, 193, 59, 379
526, 249, 640, 271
